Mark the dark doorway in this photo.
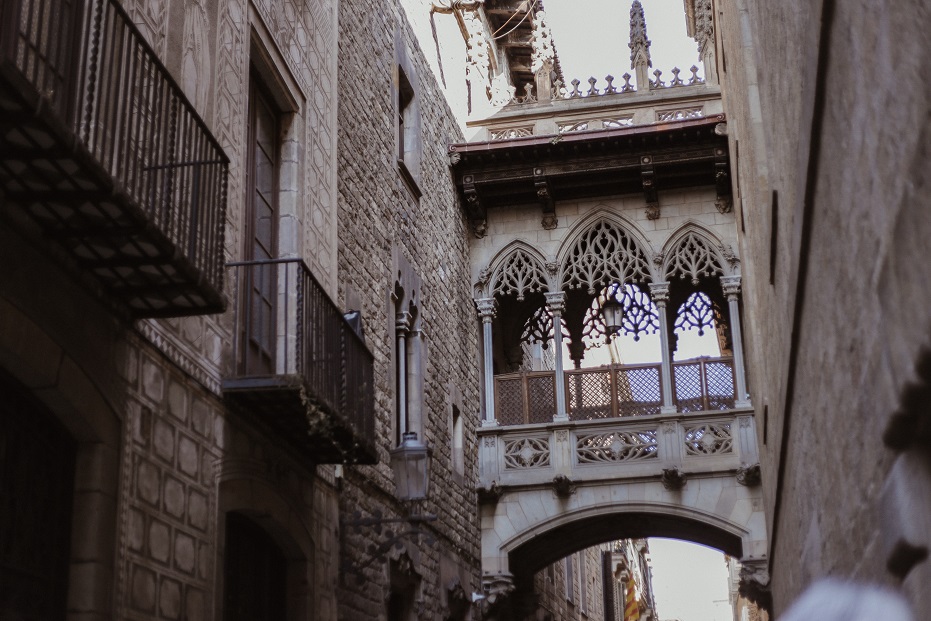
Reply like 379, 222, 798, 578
0, 371, 76, 620
223, 512, 287, 621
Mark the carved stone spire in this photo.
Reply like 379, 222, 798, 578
693, 0, 717, 84
628, 0, 652, 90
531, 10, 555, 101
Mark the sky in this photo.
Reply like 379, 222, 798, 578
649, 539, 733, 621
538, 5, 730, 621
543, 0, 705, 90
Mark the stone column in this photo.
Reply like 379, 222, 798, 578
396, 311, 411, 436
721, 276, 750, 408
476, 298, 498, 427
406, 327, 423, 435
650, 283, 678, 415
545, 292, 569, 421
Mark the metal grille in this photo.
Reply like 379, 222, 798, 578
527, 375, 556, 423
567, 370, 612, 420
496, 377, 525, 426
673, 362, 703, 412
616, 366, 662, 417
705, 361, 736, 409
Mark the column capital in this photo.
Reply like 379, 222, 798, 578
544, 291, 566, 313
396, 311, 412, 333
721, 275, 742, 297
475, 297, 496, 320
649, 281, 670, 303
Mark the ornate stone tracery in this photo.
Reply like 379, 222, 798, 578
665, 231, 726, 285
674, 291, 715, 336
491, 248, 549, 301
560, 220, 652, 294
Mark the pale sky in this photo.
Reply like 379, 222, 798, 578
541, 5, 730, 621
544, 0, 704, 90
649, 539, 732, 621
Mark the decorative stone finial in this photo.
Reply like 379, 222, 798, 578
628, 0, 652, 69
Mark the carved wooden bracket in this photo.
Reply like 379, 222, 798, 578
640, 155, 659, 219
533, 167, 557, 229
463, 174, 487, 238
714, 146, 732, 213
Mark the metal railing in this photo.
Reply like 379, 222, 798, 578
493, 356, 737, 425
226, 259, 375, 440
2, 0, 228, 287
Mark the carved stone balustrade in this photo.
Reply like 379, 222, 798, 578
478, 409, 758, 490
467, 79, 723, 143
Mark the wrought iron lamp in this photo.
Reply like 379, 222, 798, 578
601, 295, 624, 335
340, 431, 437, 584
390, 431, 431, 506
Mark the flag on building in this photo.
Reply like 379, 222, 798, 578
625, 577, 640, 621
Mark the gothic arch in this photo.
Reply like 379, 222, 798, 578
556, 212, 657, 292
661, 222, 736, 282
482, 241, 551, 300
0, 297, 122, 620
216, 473, 316, 621
482, 491, 766, 589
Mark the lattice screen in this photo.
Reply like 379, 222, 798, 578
526, 375, 556, 423
705, 360, 736, 409
673, 362, 704, 413
567, 370, 612, 420
616, 366, 662, 416
496, 377, 525, 425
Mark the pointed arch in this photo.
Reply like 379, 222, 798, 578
486, 241, 551, 301
557, 212, 654, 293
661, 223, 733, 283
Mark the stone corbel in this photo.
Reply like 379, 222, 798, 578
552, 474, 576, 498
640, 155, 659, 219
534, 167, 557, 229
736, 462, 761, 486
463, 174, 487, 238
714, 147, 732, 213
738, 559, 771, 611
477, 480, 504, 504
661, 466, 686, 490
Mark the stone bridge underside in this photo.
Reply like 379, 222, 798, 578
477, 411, 769, 606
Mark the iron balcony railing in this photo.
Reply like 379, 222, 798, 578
494, 356, 737, 425
1, 0, 228, 305
226, 259, 375, 445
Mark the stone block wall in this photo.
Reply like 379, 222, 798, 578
335, 0, 483, 617
717, 0, 931, 615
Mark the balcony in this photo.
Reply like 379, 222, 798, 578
495, 356, 739, 425
222, 259, 376, 465
481, 357, 755, 488
0, 0, 228, 316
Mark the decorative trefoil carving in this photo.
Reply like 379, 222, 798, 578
576, 430, 658, 463
684, 423, 733, 455
504, 437, 550, 469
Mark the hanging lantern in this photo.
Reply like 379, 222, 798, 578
389, 431, 431, 502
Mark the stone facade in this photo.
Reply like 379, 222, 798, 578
716, 0, 931, 617
0, 0, 481, 619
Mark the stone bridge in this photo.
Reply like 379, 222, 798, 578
477, 390, 768, 608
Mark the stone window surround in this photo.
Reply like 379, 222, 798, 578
394, 32, 423, 200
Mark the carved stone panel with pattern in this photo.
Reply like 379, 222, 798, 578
683, 423, 733, 456
504, 437, 551, 469
575, 430, 658, 463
